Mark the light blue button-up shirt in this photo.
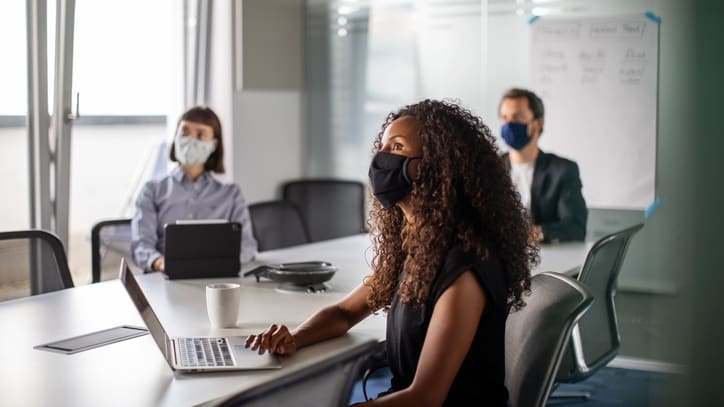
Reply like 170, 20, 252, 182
131, 167, 258, 270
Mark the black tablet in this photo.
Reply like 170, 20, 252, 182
163, 221, 242, 279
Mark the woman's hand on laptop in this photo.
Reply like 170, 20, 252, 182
245, 324, 297, 356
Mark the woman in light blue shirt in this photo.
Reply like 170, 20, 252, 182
131, 106, 258, 272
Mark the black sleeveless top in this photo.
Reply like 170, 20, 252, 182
384, 246, 509, 406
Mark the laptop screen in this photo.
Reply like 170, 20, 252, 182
119, 260, 174, 367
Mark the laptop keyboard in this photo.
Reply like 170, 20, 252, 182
178, 337, 235, 367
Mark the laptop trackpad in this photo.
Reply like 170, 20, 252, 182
232, 345, 282, 369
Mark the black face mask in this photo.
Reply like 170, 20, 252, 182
368, 152, 421, 209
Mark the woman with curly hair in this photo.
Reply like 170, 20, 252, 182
247, 99, 538, 406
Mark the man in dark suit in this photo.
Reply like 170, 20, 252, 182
498, 88, 587, 243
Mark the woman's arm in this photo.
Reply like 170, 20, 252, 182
292, 282, 374, 348
247, 281, 375, 355
130, 182, 163, 271
363, 270, 486, 407
229, 185, 258, 263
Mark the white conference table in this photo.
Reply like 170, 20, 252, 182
0, 234, 588, 407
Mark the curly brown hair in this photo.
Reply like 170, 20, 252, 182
365, 99, 538, 312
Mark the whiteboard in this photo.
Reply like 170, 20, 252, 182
530, 14, 659, 209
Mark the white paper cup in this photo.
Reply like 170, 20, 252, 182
206, 283, 241, 328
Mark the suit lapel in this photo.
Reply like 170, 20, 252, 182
502, 152, 511, 172
531, 150, 549, 221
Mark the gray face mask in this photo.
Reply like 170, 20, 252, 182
174, 135, 216, 167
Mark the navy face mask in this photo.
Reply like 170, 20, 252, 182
501, 122, 532, 150
368, 152, 421, 209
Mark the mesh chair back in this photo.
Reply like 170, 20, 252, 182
557, 223, 644, 381
249, 200, 310, 251
282, 179, 366, 242
91, 218, 132, 283
0, 230, 73, 301
505, 272, 593, 407
214, 340, 380, 407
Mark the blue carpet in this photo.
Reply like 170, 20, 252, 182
547, 367, 674, 406
348, 367, 675, 405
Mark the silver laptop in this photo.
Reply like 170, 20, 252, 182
119, 259, 281, 372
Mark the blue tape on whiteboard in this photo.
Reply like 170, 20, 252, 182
528, 16, 540, 25
644, 197, 662, 219
645, 11, 662, 24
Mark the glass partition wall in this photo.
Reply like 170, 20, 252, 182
304, 0, 485, 180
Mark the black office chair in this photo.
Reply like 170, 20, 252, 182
0, 229, 74, 301
90, 218, 132, 283
505, 272, 594, 407
248, 200, 310, 251
552, 223, 644, 399
282, 179, 367, 242
212, 339, 380, 407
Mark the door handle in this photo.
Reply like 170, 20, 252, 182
65, 92, 80, 122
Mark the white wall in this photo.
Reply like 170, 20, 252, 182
232, 90, 302, 202
415, 0, 487, 116
485, 14, 530, 129
211, 0, 304, 203
208, 0, 235, 180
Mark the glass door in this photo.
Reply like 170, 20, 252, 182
0, 1, 31, 231
67, 0, 184, 282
